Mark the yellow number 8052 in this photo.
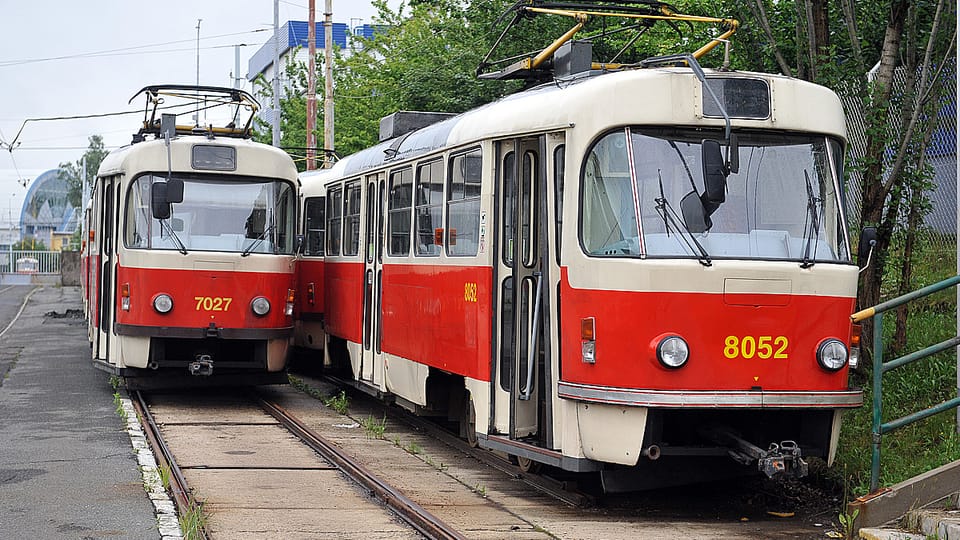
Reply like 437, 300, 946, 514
723, 335, 789, 359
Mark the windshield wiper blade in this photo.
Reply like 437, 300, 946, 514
242, 222, 276, 257
655, 196, 712, 267
801, 169, 822, 268
159, 218, 188, 255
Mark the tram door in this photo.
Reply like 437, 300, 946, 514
360, 172, 385, 386
494, 136, 546, 440
94, 175, 118, 362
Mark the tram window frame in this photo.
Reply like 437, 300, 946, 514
520, 150, 538, 268
387, 167, 413, 257
415, 159, 444, 257
554, 145, 565, 266
326, 185, 343, 256
303, 196, 326, 256
343, 180, 362, 257
501, 150, 516, 268
447, 147, 483, 257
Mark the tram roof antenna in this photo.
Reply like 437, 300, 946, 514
477, 1, 738, 81
128, 85, 260, 141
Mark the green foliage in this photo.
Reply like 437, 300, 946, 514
838, 507, 860, 540
361, 414, 387, 439
58, 135, 107, 208
324, 390, 350, 415
13, 237, 46, 251
834, 240, 959, 496
179, 504, 207, 540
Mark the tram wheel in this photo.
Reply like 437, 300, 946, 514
516, 455, 541, 474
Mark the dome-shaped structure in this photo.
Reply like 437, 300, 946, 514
20, 168, 76, 243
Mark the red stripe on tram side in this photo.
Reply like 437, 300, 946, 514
559, 267, 857, 392
114, 265, 295, 330
380, 263, 493, 382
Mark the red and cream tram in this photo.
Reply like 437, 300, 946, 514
311, 27, 863, 489
87, 86, 298, 386
293, 169, 331, 360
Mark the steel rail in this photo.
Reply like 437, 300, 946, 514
320, 375, 595, 508
254, 394, 466, 540
131, 390, 210, 540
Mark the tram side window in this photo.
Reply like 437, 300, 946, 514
447, 148, 482, 257
326, 186, 343, 256
304, 197, 325, 256
580, 130, 640, 256
388, 168, 413, 256
344, 181, 362, 256
415, 160, 444, 256
554, 145, 565, 265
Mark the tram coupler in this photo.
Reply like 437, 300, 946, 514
188, 355, 214, 376
699, 425, 809, 479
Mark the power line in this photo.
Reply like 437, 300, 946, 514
0, 29, 269, 68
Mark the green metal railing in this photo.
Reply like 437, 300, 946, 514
851, 274, 960, 493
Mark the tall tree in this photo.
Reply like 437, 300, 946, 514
58, 135, 108, 208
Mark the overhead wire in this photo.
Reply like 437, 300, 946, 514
0, 29, 270, 68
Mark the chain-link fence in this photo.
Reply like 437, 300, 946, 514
841, 58, 957, 251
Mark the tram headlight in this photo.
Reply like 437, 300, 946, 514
656, 335, 689, 369
817, 339, 848, 371
152, 293, 174, 314
251, 296, 271, 317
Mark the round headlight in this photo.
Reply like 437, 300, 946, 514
657, 335, 689, 369
817, 339, 848, 371
153, 293, 173, 314
251, 296, 271, 316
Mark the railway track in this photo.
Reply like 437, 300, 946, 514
129, 378, 841, 539
318, 374, 596, 508
131, 388, 460, 539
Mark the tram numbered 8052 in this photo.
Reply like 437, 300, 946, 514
299, 54, 866, 489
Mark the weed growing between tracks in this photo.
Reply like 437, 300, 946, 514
179, 504, 207, 540
362, 414, 387, 439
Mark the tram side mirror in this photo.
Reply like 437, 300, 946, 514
167, 178, 184, 203
701, 139, 727, 217
151, 182, 172, 220
857, 226, 877, 267
295, 234, 304, 255
680, 190, 710, 233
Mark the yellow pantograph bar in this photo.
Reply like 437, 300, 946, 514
524, 6, 739, 62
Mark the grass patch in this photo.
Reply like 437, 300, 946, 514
324, 391, 350, 415
179, 504, 207, 540
361, 414, 387, 439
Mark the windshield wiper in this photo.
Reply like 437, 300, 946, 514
159, 218, 188, 255
800, 169, 822, 268
656, 172, 712, 267
242, 221, 276, 257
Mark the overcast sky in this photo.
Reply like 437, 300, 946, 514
0, 0, 400, 226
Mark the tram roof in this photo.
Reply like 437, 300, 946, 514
329, 67, 846, 179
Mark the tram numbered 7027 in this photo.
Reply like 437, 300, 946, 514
86, 85, 299, 387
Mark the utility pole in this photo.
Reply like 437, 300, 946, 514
272, 0, 281, 147
306, 0, 317, 170
234, 45, 242, 89
323, 0, 334, 166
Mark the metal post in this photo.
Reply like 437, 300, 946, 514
323, 0, 334, 167
234, 45, 241, 89
870, 311, 884, 493
306, 0, 317, 170
272, 0, 281, 147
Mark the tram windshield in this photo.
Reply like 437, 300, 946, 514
580, 127, 850, 263
125, 175, 296, 254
